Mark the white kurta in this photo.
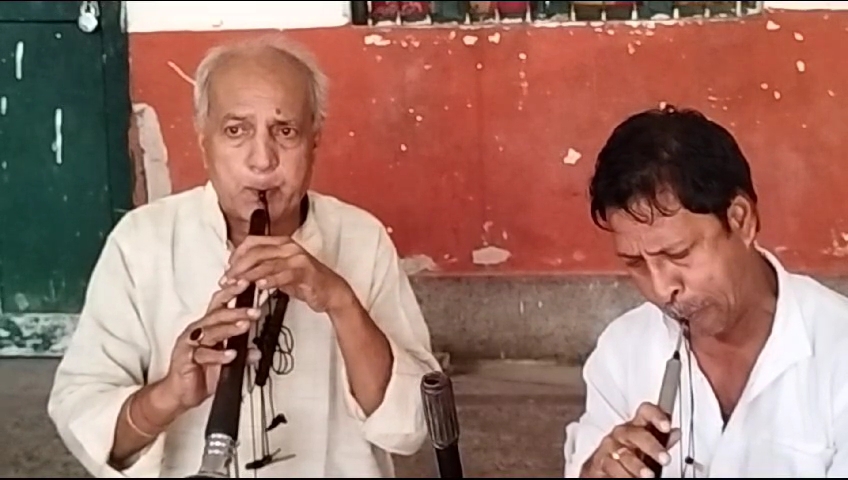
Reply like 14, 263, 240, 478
47, 183, 442, 478
564, 249, 848, 478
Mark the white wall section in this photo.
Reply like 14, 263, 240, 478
764, 1, 848, 10
124, 1, 845, 33
124, 1, 350, 33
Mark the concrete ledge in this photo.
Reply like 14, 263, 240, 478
412, 275, 643, 363
5, 276, 848, 362
411, 274, 848, 363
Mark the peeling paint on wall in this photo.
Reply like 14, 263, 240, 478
131, 103, 173, 204
128, 104, 148, 206
401, 254, 438, 275
472, 246, 512, 266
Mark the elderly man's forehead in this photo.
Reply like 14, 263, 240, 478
209, 47, 310, 92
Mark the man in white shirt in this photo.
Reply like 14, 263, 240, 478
47, 35, 441, 478
563, 105, 848, 478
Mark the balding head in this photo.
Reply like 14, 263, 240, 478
193, 35, 329, 133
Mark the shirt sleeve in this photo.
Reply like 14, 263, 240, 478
827, 340, 848, 477
563, 324, 632, 478
46, 224, 166, 478
337, 226, 442, 456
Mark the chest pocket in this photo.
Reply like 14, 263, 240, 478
723, 369, 833, 478
735, 438, 833, 477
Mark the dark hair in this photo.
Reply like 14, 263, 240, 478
588, 105, 758, 231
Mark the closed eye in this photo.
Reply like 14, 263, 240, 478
621, 256, 644, 268
666, 249, 690, 260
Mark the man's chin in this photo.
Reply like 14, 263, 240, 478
687, 315, 726, 339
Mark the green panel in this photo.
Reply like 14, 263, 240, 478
0, 2, 86, 22
0, 23, 113, 315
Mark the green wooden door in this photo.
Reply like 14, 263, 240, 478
0, 1, 130, 356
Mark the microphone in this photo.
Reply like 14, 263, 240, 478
420, 371, 463, 479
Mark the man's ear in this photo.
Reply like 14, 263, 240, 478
197, 133, 209, 170
726, 195, 758, 247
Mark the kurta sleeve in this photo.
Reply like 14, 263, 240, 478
826, 340, 848, 477
46, 223, 165, 478
563, 324, 632, 478
338, 227, 442, 456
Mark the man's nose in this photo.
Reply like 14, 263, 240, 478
247, 136, 279, 173
649, 264, 682, 306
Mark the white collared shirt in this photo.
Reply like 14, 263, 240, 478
564, 249, 848, 478
47, 183, 441, 478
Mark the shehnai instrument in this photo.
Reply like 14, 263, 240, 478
188, 190, 293, 478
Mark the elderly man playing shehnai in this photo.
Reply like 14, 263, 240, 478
47, 35, 440, 478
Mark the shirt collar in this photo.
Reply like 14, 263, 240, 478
744, 246, 811, 400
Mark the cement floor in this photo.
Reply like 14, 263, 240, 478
0, 359, 586, 478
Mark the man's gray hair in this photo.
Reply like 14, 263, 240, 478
192, 35, 329, 132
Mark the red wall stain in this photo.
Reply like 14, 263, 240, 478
129, 10, 848, 276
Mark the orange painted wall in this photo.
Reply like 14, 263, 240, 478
129, 10, 848, 276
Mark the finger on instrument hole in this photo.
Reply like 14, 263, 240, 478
202, 307, 262, 329
230, 236, 292, 260
226, 245, 282, 278
193, 347, 237, 366
611, 424, 670, 467
233, 234, 287, 251
259, 267, 299, 290
207, 279, 250, 311
614, 447, 654, 478
179, 311, 254, 350
198, 318, 255, 346
247, 347, 261, 366
232, 261, 278, 285
632, 402, 672, 433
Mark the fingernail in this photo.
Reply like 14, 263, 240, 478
640, 468, 653, 478
218, 276, 226, 286
224, 350, 236, 359
659, 452, 670, 465
237, 320, 249, 329
257, 279, 268, 288
659, 420, 671, 432
236, 278, 247, 286
248, 308, 261, 318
